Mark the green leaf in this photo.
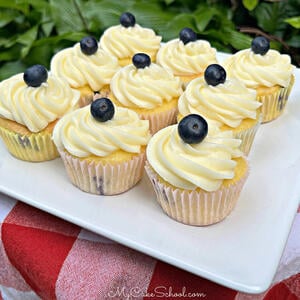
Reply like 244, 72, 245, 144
194, 7, 217, 32
286, 35, 300, 48
0, 9, 20, 27
0, 1, 29, 14
0, 61, 26, 81
285, 16, 300, 29
242, 0, 258, 11
225, 29, 252, 50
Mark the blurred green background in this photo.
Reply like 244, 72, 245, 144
0, 0, 299, 80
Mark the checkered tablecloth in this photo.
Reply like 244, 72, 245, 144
0, 193, 299, 300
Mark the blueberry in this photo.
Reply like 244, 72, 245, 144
120, 12, 136, 28
91, 98, 115, 122
132, 53, 151, 69
23, 64, 48, 87
178, 114, 208, 144
251, 36, 270, 55
179, 28, 197, 45
80, 36, 98, 55
204, 64, 226, 86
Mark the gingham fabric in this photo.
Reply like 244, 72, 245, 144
0, 193, 299, 300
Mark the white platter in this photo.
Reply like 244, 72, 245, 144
0, 59, 300, 294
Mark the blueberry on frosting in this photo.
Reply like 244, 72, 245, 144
251, 36, 270, 55
120, 12, 136, 28
178, 114, 208, 144
204, 64, 226, 86
23, 64, 48, 87
91, 98, 115, 122
132, 53, 151, 69
179, 28, 197, 45
80, 36, 98, 55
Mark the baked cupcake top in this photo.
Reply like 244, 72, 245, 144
156, 28, 217, 76
178, 64, 261, 128
50, 36, 120, 91
110, 53, 182, 109
0, 65, 80, 133
146, 114, 242, 192
223, 37, 294, 89
99, 12, 161, 63
52, 98, 150, 158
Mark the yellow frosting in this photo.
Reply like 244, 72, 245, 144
50, 43, 120, 91
52, 105, 150, 158
0, 73, 80, 133
223, 49, 295, 88
156, 39, 217, 76
110, 63, 182, 109
146, 125, 242, 192
178, 77, 261, 128
99, 24, 161, 60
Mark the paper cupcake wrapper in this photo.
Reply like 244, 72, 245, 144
259, 76, 294, 123
139, 105, 178, 135
0, 125, 59, 162
59, 150, 146, 195
145, 162, 249, 226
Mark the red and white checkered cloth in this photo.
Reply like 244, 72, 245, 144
0, 194, 299, 300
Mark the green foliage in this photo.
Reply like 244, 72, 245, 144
0, 0, 299, 81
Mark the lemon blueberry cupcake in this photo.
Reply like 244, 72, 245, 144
223, 36, 295, 123
145, 114, 248, 226
99, 12, 162, 67
50, 36, 120, 107
178, 64, 262, 155
0, 65, 80, 162
52, 97, 150, 195
108, 53, 183, 134
156, 27, 217, 88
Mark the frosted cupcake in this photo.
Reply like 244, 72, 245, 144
99, 12, 162, 67
178, 64, 262, 155
109, 53, 183, 134
145, 114, 248, 226
156, 27, 217, 87
0, 65, 80, 162
52, 98, 150, 195
50, 36, 120, 107
223, 36, 295, 123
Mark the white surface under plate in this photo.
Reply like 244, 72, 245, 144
0, 60, 300, 294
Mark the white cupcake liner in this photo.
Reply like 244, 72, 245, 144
59, 150, 146, 195
145, 161, 248, 226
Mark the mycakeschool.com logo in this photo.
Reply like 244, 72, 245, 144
106, 286, 207, 299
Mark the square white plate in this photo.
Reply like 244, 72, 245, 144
0, 57, 299, 294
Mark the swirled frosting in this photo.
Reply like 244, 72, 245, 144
146, 125, 242, 192
156, 39, 217, 76
110, 64, 182, 109
0, 73, 80, 132
99, 24, 161, 60
223, 49, 295, 88
50, 43, 120, 91
178, 77, 261, 128
52, 105, 150, 157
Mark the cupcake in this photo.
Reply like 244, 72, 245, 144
52, 98, 150, 195
108, 53, 183, 134
0, 65, 80, 162
156, 27, 217, 88
99, 12, 162, 67
50, 36, 120, 107
145, 114, 248, 226
223, 36, 295, 123
178, 64, 262, 155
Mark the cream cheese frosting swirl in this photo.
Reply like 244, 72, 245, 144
223, 49, 295, 88
0, 73, 80, 132
156, 39, 217, 76
52, 105, 150, 157
178, 77, 261, 128
50, 43, 120, 91
99, 24, 161, 60
111, 63, 183, 109
146, 124, 242, 192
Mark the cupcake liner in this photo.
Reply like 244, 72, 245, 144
59, 150, 146, 195
259, 76, 295, 123
145, 161, 249, 226
0, 125, 59, 162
